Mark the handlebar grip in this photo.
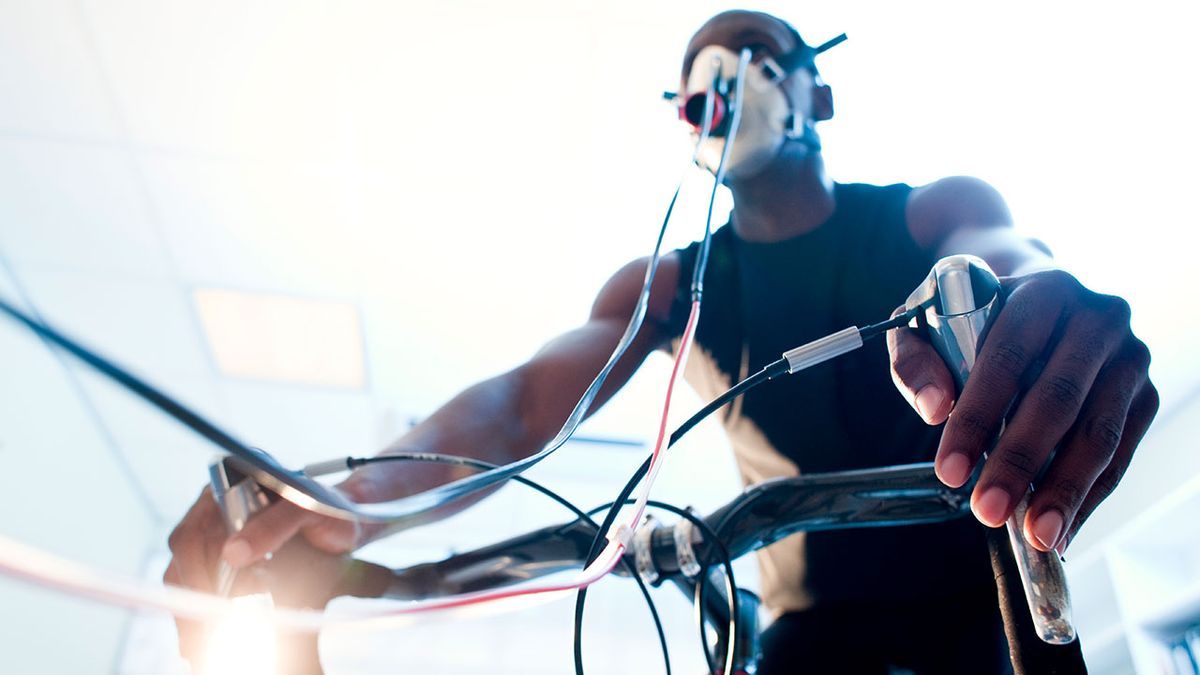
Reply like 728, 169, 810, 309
914, 255, 1076, 645
987, 526, 1087, 673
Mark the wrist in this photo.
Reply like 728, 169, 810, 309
336, 449, 460, 504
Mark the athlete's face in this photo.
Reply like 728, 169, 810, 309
680, 12, 822, 124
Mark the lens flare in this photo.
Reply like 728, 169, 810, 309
201, 594, 278, 675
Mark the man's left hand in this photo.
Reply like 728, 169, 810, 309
887, 269, 1159, 552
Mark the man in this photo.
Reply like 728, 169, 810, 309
166, 10, 1157, 673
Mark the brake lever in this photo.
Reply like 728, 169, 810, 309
904, 254, 1076, 645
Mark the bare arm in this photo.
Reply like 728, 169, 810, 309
166, 253, 682, 584
336, 254, 684, 512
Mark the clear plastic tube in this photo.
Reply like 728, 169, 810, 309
1006, 494, 1076, 644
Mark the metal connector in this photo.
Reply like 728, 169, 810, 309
782, 326, 863, 374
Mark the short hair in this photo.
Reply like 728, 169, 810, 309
681, 11, 817, 80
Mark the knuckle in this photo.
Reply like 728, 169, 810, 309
1046, 477, 1090, 512
1037, 269, 1082, 297
1092, 470, 1123, 501
1127, 338, 1152, 371
997, 441, 1042, 479
1100, 294, 1133, 325
1037, 373, 1086, 417
1141, 381, 1161, 418
890, 349, 931, 383
1084, 415, 1124, 457
984, 340, 1031, 377
1064, 327, 1109, 369
167, 526, 185, 552
949, 407, 997, 447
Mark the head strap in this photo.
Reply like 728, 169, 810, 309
768, 32, 847, 79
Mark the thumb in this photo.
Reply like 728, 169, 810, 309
221, 499, 310, 568
886, 307, 956, 425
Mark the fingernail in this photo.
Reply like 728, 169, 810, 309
222, 539, 253, 568
914, 386, 946, 422
974, 487, 1011, 527
938, 452, 971, 487
1033, 510, 1064, 550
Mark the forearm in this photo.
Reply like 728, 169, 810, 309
936, 226, 1057, 277
340, 369, 541, 504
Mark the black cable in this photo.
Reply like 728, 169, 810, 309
642, 501, 738, 675
574, 455, 650, 675
859, 306, 921, 341
349, 453, 671, 675
585, 498, 746, 674
0, 296, 270, 469
691, 48, 751, 302
574, 498, 737, 675
571, 305, 916, 674
668, 361, 785, 447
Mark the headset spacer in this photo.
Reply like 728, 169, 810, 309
634, 515, 661, 585
674, 507, 703, 578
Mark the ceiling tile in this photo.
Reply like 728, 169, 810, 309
194, 288, 366, 390
0, 137, 171, 279
76, 370, 230, 520
11, 263, 212, 380
0, 0, 119, 139
139, 155, 352, 294
218, 379, 378, 468
0, 292, 157, 565
80, 0, 347, 161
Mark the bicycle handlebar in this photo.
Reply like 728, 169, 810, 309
370, 462, 972, 602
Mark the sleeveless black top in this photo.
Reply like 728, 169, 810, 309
669, 182, 992, 612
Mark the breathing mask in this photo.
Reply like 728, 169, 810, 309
668, 34, 846, 179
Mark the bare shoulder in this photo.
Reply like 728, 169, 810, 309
906, 176, 1014, 250
591, 253, 681, 328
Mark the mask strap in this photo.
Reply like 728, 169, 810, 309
770, 33, 848, 80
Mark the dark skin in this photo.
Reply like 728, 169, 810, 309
165, 9, 1158, 669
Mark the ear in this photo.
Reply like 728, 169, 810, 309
812, 82, 834, 122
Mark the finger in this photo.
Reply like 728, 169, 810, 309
222, 498, 311, 568
937, 279, 1070, 501
229, 563, 272, 597
972, 307, 1126, 527
1022, 341, 1147, 551
301, 516, 361, 555
1061, 381, 1159, 551
166, 489, 224, 593
887, 306, 957, 428
164, 564, 205, 663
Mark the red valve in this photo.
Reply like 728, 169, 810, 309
680, 92, 727, 135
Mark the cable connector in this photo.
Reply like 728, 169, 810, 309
607, 523, 635, 548
303, 457, 355, 477
781, 326, 863, 374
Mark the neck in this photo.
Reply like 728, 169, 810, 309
727, 151, 835, 242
